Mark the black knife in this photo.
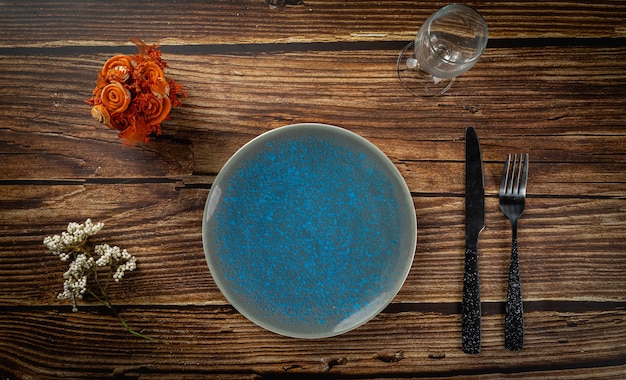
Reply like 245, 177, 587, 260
462, 127, 485, 354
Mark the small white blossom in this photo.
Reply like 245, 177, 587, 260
94, 244, 137, 281
45, 219, 137, 311
95, 244, 113, 267
43, 218, 104, 259
113, 254, 137, 282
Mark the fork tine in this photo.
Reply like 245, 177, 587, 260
500, 154, 512, 194
514, 154, 523, 194
508, 154, 519, 194
519, 153, 529, 196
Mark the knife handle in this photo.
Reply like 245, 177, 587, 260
462, 246, 481, 354
505, 237, 524, 350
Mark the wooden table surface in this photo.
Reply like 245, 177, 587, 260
1, 1, 625, 378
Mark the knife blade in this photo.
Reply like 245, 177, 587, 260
462, 126, 485, 354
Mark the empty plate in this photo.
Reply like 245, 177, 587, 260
202, 123, 416, 338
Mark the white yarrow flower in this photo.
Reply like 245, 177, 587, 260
44, 219, 137, 311
113, 254, 137, 282
44, 219, 158, 341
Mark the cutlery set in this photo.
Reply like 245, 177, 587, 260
462, 127, 529, 354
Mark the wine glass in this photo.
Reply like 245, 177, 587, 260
397, 4, 488, 96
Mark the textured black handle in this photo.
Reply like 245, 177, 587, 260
505, 237, 524, 350
462, 246, 481, 354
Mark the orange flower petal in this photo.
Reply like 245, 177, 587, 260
140, 61, 165, 82
146, 95, 172, 125
118, 118, 151, 145
101, 82, 131, 114
150, 77, 170, 98
138, 61, 169, 97
101, 55, 134, 81
108, 113, 133, 132
130, 38, 150, 57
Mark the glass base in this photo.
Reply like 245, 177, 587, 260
397, 41, 454, 97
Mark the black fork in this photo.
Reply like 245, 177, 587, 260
499, 153, 529, 351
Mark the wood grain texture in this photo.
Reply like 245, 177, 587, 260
1, 48, 625, 184
0, 0, 625, 47
1, 308, 625, 378
1, 0, 626, 378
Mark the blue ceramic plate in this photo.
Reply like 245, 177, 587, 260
202, 123, 416, 338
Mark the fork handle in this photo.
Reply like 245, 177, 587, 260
505, 237, 524, 350
462, 246, 481, 354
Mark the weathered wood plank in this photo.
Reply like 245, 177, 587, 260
4, 47, 625, 140
1, 47, 625, 192
0, 0, 624, 48
1, 307, 624, 378
1, 130, 625, 196
1, 184, 624, 305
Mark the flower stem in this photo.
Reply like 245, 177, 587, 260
111, 307, 165, 343
89, 263, 165, 343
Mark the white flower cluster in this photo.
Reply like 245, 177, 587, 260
94, 244, 137, 282
59, 253, 92, 311
44, 219, 137, 312
43, 219, 104, 260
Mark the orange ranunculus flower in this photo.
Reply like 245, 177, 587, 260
108, 112, 133, 132
101, 55, 134, 82
142, 94, 172, 125
101, 82, 131, 114
139, 61, 168, 97
91, 105, 110, 125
